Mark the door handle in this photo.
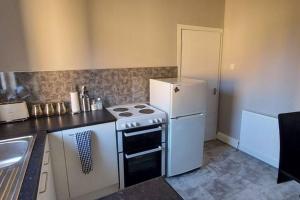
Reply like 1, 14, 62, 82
213, 88, 218, 95
124, 127, 162, 137
44, 151, 50, 165
39, 171, 48, 194
125, 146, 162, 159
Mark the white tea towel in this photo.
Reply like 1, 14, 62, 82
74, 130, 93, 174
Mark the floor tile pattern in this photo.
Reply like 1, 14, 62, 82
167, 140, 300, 200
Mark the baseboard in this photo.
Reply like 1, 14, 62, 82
216, 132, 239, 149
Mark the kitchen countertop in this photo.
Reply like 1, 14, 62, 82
0, 109, 116, 200
100, 177, 183, 200
0, 108, 116, 139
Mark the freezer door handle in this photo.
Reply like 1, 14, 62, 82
173, 113, 204, 119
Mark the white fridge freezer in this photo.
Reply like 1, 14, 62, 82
150, 78, 207, 177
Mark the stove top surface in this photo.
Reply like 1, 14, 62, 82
108, 103, 163, 119
107, 103, 166, 130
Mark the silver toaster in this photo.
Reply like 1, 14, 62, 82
0, 101, 29, 123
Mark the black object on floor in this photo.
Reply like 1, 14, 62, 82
278, 112, 300, 184
100, 177, 183, 200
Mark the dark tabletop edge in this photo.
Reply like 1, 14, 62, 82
101, 177, 184, 200
162, 178, 184, 200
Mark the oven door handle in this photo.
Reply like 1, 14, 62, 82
125, 146, 162, 159
124, 126, 162, 137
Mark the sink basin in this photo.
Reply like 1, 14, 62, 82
0, 135, 36, 200
0, 140, 29, 168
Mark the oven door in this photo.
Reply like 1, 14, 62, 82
122, 125, 164, 154
123, 144, 165, 187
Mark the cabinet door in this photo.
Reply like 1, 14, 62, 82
48, 131, 70, 200
37, 136, 57, 200
62, 122, 118, 199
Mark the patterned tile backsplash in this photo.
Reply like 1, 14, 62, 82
11, 67, 177, 107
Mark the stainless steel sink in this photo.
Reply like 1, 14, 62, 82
0, 135, 36, 200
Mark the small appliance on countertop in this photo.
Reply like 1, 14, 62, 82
107, 103, 167, 189
0, 101, 29, 123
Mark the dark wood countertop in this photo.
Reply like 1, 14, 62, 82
0, 108, 116, 140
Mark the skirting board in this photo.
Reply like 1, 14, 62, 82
216, 132, 239, 149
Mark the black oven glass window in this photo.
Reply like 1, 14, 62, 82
124, 151, 161, 187
123, 128, 162, 154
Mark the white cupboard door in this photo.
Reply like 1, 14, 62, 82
168, 114, 205, 177
62, 123, 118, 199
37, 136, 57, 200
48, 131, 70, 200
179, 27, 222, 141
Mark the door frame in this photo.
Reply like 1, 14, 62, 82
177, 24, 223, 140
177, 24, 223, 79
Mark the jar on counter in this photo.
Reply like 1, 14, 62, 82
96, 98, 103, 110
91, 99, 98, 111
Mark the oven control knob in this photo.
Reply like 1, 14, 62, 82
122, 124, 126, 129
158, 118, 163, 123
126, 123, 132, 128
149, 119, 154, 124
132, 122, 138, 127
153, 119, 158, 123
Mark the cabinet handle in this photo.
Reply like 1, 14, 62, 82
39, 172, 48, 194
44, 151, 50, 165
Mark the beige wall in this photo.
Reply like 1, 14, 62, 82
219, 0, 300, 139
0, 0, 224, 71
0, 0, 29, 70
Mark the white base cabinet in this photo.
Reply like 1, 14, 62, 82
37, 135, 57, 200
49, 122, 119, 200
48, 131, 70, 200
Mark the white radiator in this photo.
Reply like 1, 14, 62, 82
239, 110, 279, 168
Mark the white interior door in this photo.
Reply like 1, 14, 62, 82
178, 25, 222, 141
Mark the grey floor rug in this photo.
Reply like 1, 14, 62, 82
166, 140, 300, 200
